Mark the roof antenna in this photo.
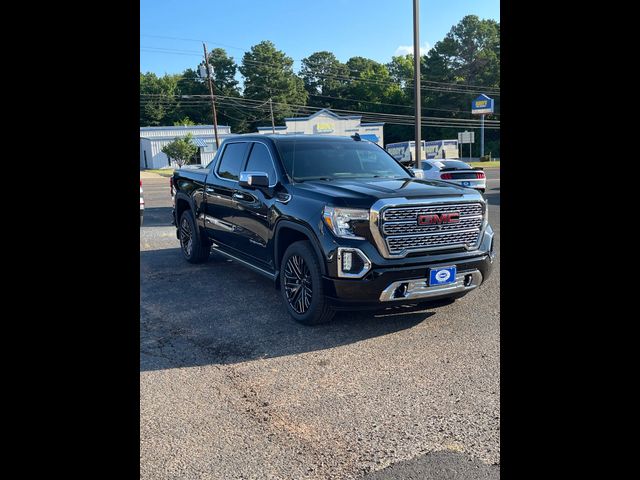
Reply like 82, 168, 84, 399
351, 133, 361, 141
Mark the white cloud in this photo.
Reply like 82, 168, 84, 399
394, 42, 431, 57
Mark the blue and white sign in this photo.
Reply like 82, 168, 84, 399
425, 140, 459, 159
472, 94, 494, 115
429, 266, 457, 286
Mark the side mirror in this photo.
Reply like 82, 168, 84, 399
239, 171, 270, 188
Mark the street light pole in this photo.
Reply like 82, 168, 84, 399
413, 0, 421, 169
202, 43, 220, 150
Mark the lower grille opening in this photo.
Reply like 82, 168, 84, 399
393, 283, 409, 299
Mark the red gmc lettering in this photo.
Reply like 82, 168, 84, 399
417, 213, 460, 225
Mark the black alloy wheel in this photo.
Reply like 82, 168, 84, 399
180, 216, 193, 257
283, 255, 313, 314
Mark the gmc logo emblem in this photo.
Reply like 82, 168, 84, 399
417, 213, 460, 225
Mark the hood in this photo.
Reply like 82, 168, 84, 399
291, 177, 481, 208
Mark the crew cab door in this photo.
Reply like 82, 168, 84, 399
232, 141, 279, 267
202, 141, 250, 253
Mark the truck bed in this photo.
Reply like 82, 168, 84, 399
173, 168, 208, 182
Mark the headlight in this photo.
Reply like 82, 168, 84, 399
323, 206, 369, 239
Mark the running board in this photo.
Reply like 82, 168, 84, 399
211, 245, 277, 281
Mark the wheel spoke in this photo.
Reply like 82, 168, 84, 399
284, 254, 313, 314
180, 219, 193, 256
290, 256, 303, 279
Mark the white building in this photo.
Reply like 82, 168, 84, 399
139, 125, 234, 169
256, 109, 384, 146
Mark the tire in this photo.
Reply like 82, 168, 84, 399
178, 210, 210, 264
280, 240, 335, 325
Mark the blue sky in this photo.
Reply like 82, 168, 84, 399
140, 0, 500, 75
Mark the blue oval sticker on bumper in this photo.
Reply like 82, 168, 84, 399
429, 266, 457, 286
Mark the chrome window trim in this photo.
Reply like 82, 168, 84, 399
336, 247, 372, 278
369, 193, 488, 259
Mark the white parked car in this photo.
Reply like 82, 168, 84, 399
417, 159, 486, 193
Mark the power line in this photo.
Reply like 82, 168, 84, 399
140, 92, 500, 118
140, 98, 500, 129
141, 93, 500, 120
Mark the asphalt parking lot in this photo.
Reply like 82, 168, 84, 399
140, 169, 500, 479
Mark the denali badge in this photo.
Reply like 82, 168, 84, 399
417, 213, 460, 225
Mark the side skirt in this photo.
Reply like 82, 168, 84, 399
211, 244, 278, 282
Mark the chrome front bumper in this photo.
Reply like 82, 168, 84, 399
379, 269, 483, 302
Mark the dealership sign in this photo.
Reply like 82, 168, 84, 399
471, 94, 494, 115
315, 122, 334, 133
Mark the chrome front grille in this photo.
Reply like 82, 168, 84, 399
383, 216, 483, 235
380, 202, 484, 256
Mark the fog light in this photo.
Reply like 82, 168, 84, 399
337, 247, 372, 278
342, 251, 353, 271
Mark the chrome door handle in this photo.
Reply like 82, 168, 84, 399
232, 192, 244, 200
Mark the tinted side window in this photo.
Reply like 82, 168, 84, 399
217, 143, 247, 180
422, 163, 432, 170
245, 143, 276, 184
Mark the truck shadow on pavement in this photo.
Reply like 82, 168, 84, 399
142, 207, 174, 227
140, 248, 447, 372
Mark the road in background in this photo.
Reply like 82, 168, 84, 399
140, 171, 500, 479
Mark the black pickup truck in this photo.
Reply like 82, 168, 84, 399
171, 134, 495, 325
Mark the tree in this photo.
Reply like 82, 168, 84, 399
202, 48, 240, 96
140, 72, 182, 126
387, 55, 415, 88
161, 134, 198, 168
174, 116, 195, 126
239, 41, 308, 128
421, 15, 500, 153
200, 49, 249, 133
300, 51, 349, 108
343, 57, 399, 110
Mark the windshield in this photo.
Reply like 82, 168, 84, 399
276, 140, 410, 181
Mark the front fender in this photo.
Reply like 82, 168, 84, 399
274, 220, 327, 276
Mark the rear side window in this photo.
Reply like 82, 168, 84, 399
245, 143, 276, 185
217, 142, 247, 180
441, 160, 471, 170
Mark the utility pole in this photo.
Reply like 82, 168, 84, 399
269, 97, 275, 134
413, 0, 422, 169
202, 43, 220, 149
480, 114, 485, 158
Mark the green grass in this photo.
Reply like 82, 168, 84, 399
145, 169, 175, 177
468, 161, 500, 169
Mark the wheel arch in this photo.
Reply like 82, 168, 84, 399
174, 191, 197, 222
274, 220, 327, 283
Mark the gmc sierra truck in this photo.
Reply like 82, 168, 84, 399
171, 134, 495, 325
